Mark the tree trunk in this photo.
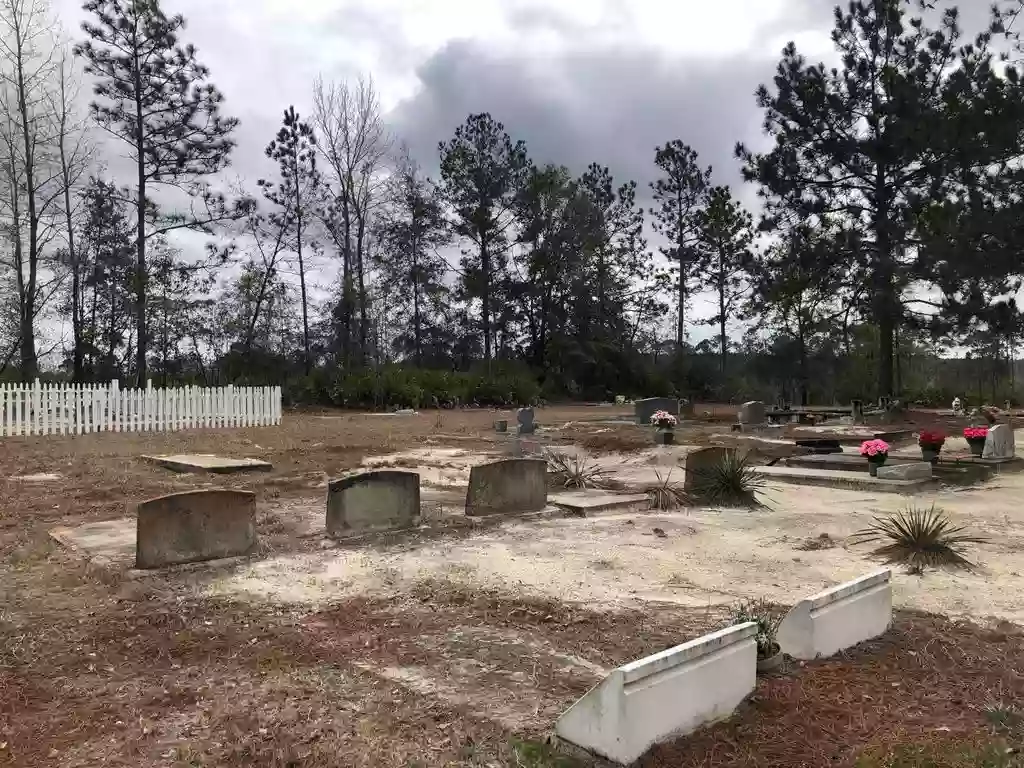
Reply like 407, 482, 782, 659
480, 233, 492, 367
356, 212, 368, 364
411, 231, 421, 366
133, 51, 148, 385
14, 25, 38, 382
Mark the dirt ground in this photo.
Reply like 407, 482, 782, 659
2, 405, 1023, 767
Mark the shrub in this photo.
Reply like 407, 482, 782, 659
849, 504, 985, 573
648, 469, 689, 510
691, 453, 768, 508
545, 451, 611, 490
730, 598, 783, 658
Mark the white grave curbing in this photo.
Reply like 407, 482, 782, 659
553, 622, 757, 765
777, 569, 893, 660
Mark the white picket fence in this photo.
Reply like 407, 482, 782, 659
0, 380, 282, 437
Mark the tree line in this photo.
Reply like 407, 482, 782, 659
2, 0, 1024, 407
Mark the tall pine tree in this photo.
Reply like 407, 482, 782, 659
438, 113, 530, 367
74, 0, 239, 382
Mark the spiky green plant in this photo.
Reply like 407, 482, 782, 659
692, 452, 768, 508
545, 450, 611, 490
849, 504, 985, 573
731, 597, 783, 658
648, 469, 690, 510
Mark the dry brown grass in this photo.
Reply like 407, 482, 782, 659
1, 406, 1021, 767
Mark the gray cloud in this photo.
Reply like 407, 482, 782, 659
387, 40, 775, 205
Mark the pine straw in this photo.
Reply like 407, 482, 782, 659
643, 612, 1024, 767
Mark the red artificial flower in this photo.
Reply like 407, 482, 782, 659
964, 426, 989, 440
918, 429, 946, 446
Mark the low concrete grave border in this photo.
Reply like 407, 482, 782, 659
554, 622, 757, 765
778, 569, 893, 660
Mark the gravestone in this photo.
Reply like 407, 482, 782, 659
135, 489, 257, 569
679, 398, 695, 417
326, 470, 420, 537
517, 407, 536, 435
738, 401, 766, 425
634, 397, 679, 426
683, 447, 735, 493
851, 400, 864, 424
876, 462, 932, 481
983, 423, 1016, 460
465, 458, 546, 516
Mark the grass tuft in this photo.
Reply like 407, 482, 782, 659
849, 504, 985, 574
691, 452, 768, 508
545, 450, 612, 490
648, 469, 690, 510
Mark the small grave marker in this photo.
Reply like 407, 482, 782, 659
326, 470, 420, 537
465, 458, 546, 516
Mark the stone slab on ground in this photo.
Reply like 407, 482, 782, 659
876, 462, 932, 481
49, 517, 136, 566
143, 454, 272, 473
10, 472, 62, 482
550, 491, 651, 516
753, 465, 934, 494
786, 452, 992, 484
955, 455, 1024, 471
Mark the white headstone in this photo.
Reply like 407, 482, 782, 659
738, 401, 766, 424
983, 423, 1015, 459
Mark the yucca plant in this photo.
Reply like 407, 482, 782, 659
545, 450, 611, 490
692, 452, 768, 508
648, 469, 690, 510
849, 504, 985, 573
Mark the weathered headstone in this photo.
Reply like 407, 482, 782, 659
465, 458, 546, 516
326, 470, 420, 537
135, 489, 256, 569
615, 395, 626, 405
634, 397, 679, 426
983, 423, 1016, 460
683, 447, 735, 493
494, 419, 508, 433
851, 399, 864, 424
738, 401, 766, 425
876, 462, 932, 481
679, 398, 695, 417
517, 407, 536, 435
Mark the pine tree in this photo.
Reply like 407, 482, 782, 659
650, 141, 711, 350
438, 113, 530, 367
695, 186, 753, 378
737, 0, 1024, 398
373, 147, 450, 366
258, 106, 321, 373
74, 0, 239, 383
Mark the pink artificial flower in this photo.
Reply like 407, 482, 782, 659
859, 438, 890, 457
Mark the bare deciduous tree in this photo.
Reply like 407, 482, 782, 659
312, 73, 392, 364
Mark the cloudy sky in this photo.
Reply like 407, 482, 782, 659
49, 0, 850, 198
44, 0, 1001, 345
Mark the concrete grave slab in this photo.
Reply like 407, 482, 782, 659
753, 466, 934, 493
465, 458, 547, 516
143, 454, 272, 474
778, 569, 893, 660
554, 622, 757, 765
11, 472, 62, 482
135, 489, 257, 569
50, 517, 136, 566
876, 462, 932, 481
550, 491, 651, 517
326, 470, 420, 537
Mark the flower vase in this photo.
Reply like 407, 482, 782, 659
655, 428, 675, 446
920, 446, 940, 464
967, 437, 986, 457
867, 455, 887, 477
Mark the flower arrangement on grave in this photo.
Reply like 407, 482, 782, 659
860, 438, 890, 476
917, 430, 945, 463
964, 426, 989, 456
650, 410, 677, 430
